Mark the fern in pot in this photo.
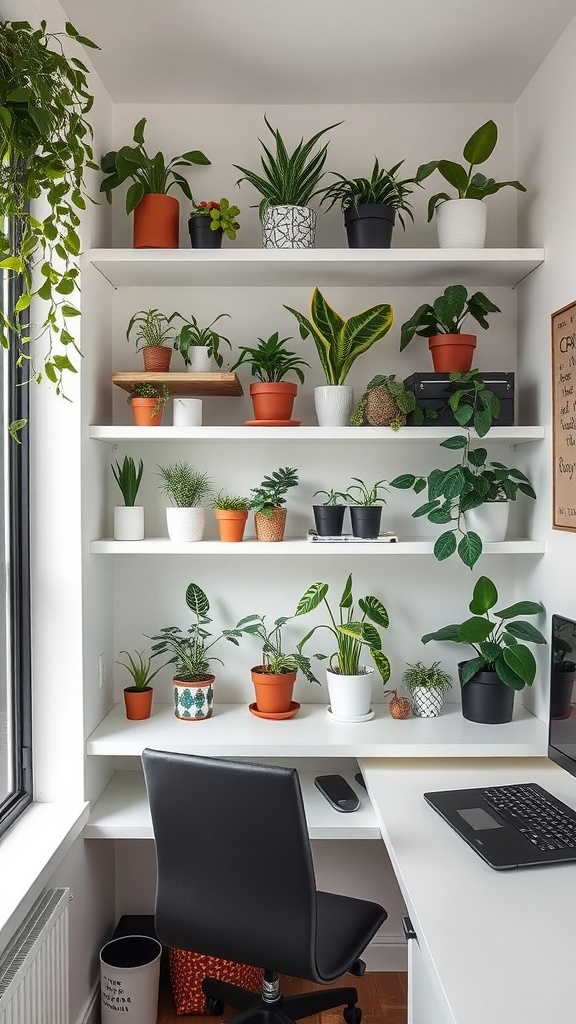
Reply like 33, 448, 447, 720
402, 661, 453, 718
157, 461, 213, 542
319, 157, 420, 248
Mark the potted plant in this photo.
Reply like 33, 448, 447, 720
157, 461, 213, 542
233, 115, 341, 248
416, 120, 527, 248
400, 284, 501, 373
127, 383, 170, 426
551, 619, 576, 719
344, 478, 389, 539
312, 488, 348, 538
421, 575, 546, 724
100, 117, 211, 248
116, 649, 166, 721
149, 582, 235, 720
350, 375, 416, 429
170, 311, 231, 372
402, 661, 453, 718
284, 288, 394, 426
188, 198, 241, 249
407, 369, 507, 434
319, 158, 420, 248
249, 467, 298, 542
111, 456, 144, 541
126, 308, 174, 372
230, 332, 310, 423
294, 574, 390, 721
212, 493, 252, 543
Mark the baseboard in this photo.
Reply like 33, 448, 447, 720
364, 935, 407, 972
75, 980, 100, 1024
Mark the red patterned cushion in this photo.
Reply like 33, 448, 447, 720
169, 947, 263, 1015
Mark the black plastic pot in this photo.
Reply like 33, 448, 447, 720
550, 664, 576, 719
349, 506, 382, 539
188, 217, 223, 249
344, 203, 395, 249
459, 664, 515, 724
313, 504, 346, 537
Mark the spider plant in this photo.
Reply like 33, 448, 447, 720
170, 312, 231, 367
116, 649, 166, 689
345, 478, 389, 506
126, 309, 174, 349
320, 158, 419, 228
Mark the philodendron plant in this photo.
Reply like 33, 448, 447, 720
400, 285, 500, 352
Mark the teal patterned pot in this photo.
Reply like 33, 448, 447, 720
173, 675, 214, 721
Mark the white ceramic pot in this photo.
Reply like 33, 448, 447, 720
410, 686, 445, 718
166, 506, 205, 542
262, 205, 316, 249
314, 385, 354, 427
187, 347, 213, 372
172, 398, 203, 426
113, 505, 144, 541
436, 198, 487, 249
466, 501, 510, 542
173, 676, 214, 720
326, 666, 374, 719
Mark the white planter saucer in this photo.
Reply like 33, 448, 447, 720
326, 705, 375, 723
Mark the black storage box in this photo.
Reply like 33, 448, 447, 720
403, 372, 515, 427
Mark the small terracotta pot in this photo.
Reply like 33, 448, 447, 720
249, 382, 297, 421
143, 346, 172, 372
130, 397, 164, 426
215, 508, 249, 542
251, 667, 296, 714
133, 194, 179, 249
254, 507, 287, 542
123, 686, 153, 721
428, 333, 477, 373
173, 675, 214, 720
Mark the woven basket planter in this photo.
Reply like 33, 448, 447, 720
254, 507, 287, 542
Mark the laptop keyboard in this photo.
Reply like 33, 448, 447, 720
482, 784, 576, 852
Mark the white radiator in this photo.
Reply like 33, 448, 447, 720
0, 888, 69, 1024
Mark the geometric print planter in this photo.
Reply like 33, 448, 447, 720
262, 205, 316, 249
410, 686, 445, 718
173, 676, 214, 720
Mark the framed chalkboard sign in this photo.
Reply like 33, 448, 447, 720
552, 300, 576, 530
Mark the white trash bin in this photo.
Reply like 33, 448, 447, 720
100, 934, 162, 1024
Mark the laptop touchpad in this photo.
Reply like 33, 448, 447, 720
457, 807, 504, 830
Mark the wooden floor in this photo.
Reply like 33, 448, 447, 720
157, 972, 407, 1024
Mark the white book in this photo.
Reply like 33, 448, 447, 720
307, 530, 399, 543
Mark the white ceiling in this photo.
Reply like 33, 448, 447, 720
60, 0, 576, 104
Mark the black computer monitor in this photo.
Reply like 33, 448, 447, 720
548, 614, 576, 777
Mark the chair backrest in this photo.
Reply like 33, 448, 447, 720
142, 749, 318, 977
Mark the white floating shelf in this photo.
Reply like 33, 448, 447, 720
90, 537, 545, 555
85, 767, 380, 840
89, 425, 546, 444
88, 247, 545, 289
86, 702, 547, 759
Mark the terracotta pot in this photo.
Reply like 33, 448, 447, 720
254, 507, 287, 542
173, 675, 214, 720
123, 686, 153, 721
250, 667, 296, 714
143, 346, 172, 372
428, 333, 477, 373
249, 382, 297, 421
133, 194, 179, 249
215, 508, 249, 542
130, 397, 164, 426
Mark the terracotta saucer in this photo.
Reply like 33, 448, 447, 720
248, 701, 301, 720
244, 419, 301, 427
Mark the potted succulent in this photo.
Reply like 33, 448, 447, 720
188, 198, 241, 248
402, 661, 453, 718
126, 308, 174, 372
212, 493, 252, 543
319, 158, 420, 248
250, 466, 298, 542
230, 332, 310, 423
170, 311, 231, 372
127, 382, 170, 426
350, 375, 416, 429
100, 117, 211, 248
416, 120, 527, 248
400, 284, 501, 373
285, 288, 394, 426
116, 649, 166, 721
149, 582, 235, 720
422, 575, 546, 725
294, 574, 390, 721
551, 619, 576, 719
312, 488, 348, 538
234, 115, 341, 248
157, 461, 213, 542
344, 478, 389, 539
111, 456, 144, 541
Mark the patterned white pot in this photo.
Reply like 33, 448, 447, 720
326, 667, 374, 719
187, 347, 213, 372
173, 676, 214, 720
410, 686, 445, 718
436, 198, 487, 248
173, 398, 203, 426
465, 501, 510, 542
113, 505, 144, 541
314, 385, 354, 427
165, 506, 205, 542
262, 205, 316, 249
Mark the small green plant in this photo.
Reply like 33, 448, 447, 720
345, 478, 389, 506
402, 661, 453, 695
212, 493, 252, 512
149, 582, 237, 681
126, 308, 174, 349
351, 375, 416, 429
250, 467, 299, 517
230, 332, 310, 384
111, 456, 144, 506
190, 198, 241, 240
422, 575, 546, 690
320, 158, 420, 228
313, 488, 347, 506
157, 462, 213, 508
411, 369, 502, 437
116, 649, 166, 689
284, 288, 393, 386
224, 615, 319, 683
400, 285, 500, 352
170, 312, 231, 368
416, 120, 527, 222
127, 382, 169, 417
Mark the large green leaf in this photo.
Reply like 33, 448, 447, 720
339, 574, 353, 609
459, 616, 494, 644
339, 621, 381, 649
462, 120, 498, 166
458, 531, 482, 568
421, 624, 461, 644
186, 583, 209, 618
460, 656, 486, 683
502, 644, 536, 686
494, 601, 544, 619
505, 621, 547, 645
372, 649, 390, 684
359, 596, 389, 628
295, 582, 328, 616
494, 652, 526, 690
469, 576, 498, 615
337, 302, 394, 384
437, 160, 468, 196
434, 531, 457, 561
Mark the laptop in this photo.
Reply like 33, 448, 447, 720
424, 614, 576, 870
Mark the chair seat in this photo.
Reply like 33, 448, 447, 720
314, 891, 387, 982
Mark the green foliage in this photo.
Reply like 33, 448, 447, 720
319, 158, 420, 229
416, 120, 527, 220
230, 331, 310, 384
128, 382, 169, 417
100, 117, 210, 213
400, 285, 500, 351
421, 575, 546, 691
126, 308, 174, 349
148, 582, 235, 680
313, 488, 348, 506
190, 198, 240, 240
170, 312, 231, 367
345, 478, 389, 507
224, 614, 319, 684
284, 288, 393, 386
157, 461, 213, 508
234, 115, 341, 217
402, 661, 453, 695
250, 466, 298, 516
294, 573, 390, 683
350, 374, 416, 429
412, 370, 502, 436
111, 456, 143, 506
212, 492, 252, 511
116, 649, 166, 689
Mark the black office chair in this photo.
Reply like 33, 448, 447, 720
142, 749, 387, 1024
